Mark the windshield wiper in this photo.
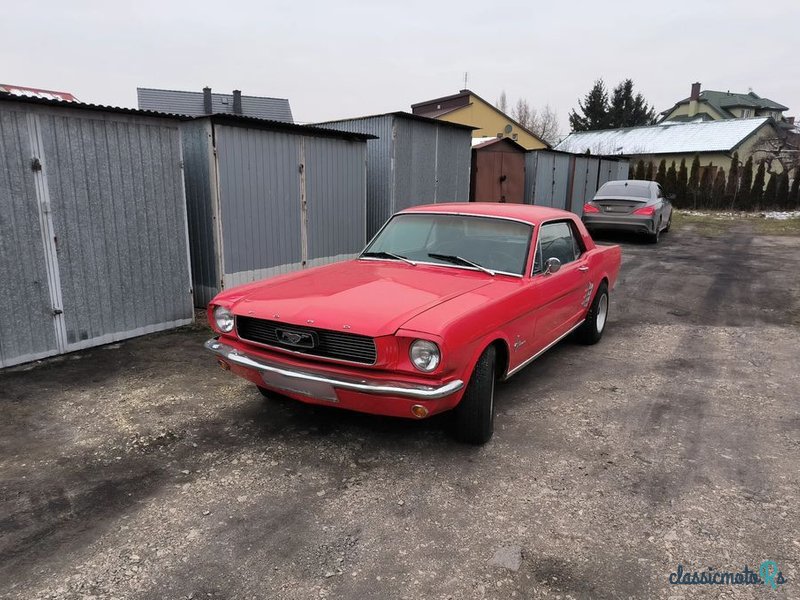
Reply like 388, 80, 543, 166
361, 251, 417, 266
427, 253, 495, 276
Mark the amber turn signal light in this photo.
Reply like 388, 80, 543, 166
411, 404, 429, 418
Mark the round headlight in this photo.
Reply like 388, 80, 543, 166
409, 340, 440, 372
213, 306, 234, 333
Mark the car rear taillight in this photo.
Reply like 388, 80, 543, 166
633, 206, 656, 216
583, 203, 600, 214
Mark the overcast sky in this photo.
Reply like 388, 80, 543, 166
2, 0, 798, 139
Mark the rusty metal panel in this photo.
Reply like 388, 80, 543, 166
470, 140, 525, 203
0, 107, 59, 367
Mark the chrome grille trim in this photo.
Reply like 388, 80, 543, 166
236, 316, 377, 365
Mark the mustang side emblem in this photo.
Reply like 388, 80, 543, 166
276, 328, 316, 349
581, 282, 595, 307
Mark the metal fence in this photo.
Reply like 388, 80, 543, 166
0, 99, 193, 368
524, 150, 630, 213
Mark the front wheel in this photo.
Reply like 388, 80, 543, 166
453, 346, 496, 445
576, 282, 609, 345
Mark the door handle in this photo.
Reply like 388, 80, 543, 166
578, 266, 589, 272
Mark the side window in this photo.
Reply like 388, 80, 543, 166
656, 185, 664, 199
535, 222, 579, 273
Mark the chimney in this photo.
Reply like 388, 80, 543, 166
203, 86, 213, 114
688, 82, 701, 117
232, 89, 242, 115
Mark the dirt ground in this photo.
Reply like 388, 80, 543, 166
2, 219, 799, 600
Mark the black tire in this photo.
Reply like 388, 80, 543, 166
647, 221, 661, 244
663, 214, 672, 232
576, 282, 609, 345
256, 385, 274, 400
453, 346, 496, 445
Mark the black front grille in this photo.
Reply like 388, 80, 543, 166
236, 316, 377, 365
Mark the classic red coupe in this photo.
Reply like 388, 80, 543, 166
205, 203, 621, 444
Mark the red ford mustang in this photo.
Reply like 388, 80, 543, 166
206, 203, 621, 444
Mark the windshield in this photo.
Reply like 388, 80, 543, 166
362, 213, 532, 276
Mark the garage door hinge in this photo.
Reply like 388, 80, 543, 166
52, 308, 63, 316
31, 157, 42, 172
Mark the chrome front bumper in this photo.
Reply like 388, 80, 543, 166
205, 339, 464, 400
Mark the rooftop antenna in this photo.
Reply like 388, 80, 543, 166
463, 72, 468, 89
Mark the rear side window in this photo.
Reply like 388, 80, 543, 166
533, 221, 583, 273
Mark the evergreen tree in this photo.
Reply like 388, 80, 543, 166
655, 159, 667, 186
665, 161, 678, 199
739, 156, 754, 210
645, 161, 654, 181
699, 164, 715, 209
775, 171, 790, 209
608, 79, 657, 128
634, 160, 646, 180
790, 167, 800, 208
676, 158, 688, 207
712, 169, 727, 209
751, 162, 766, 208
724, 153, 739, 206
569, 79, 609, 131
688, 155, 701, 208
763, 175, 777, 209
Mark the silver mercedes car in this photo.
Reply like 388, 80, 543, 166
582, 180, 673, 243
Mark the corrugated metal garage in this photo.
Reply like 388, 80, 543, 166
315, 112, 473, 238
0, 94, 193, 368
182, 115, 372, 307
524, 150, 630, 213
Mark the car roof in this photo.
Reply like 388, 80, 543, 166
399, 203, 574, 226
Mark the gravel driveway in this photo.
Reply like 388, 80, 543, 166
1, 222, 798, 599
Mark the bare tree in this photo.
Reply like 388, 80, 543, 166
529, 104, 560, 146
750, 128, 800, 177
512, 98, 533, 130
496, 90, 508, 114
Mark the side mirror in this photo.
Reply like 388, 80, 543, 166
544, 257, 562, 275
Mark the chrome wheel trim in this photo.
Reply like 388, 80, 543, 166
596, 293, 608, 333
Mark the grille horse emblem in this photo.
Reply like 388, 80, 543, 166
276, 328, 316, 349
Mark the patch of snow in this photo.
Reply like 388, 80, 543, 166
677, 210, 800, 221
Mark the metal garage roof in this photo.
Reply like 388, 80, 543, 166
555, 117, 772, 156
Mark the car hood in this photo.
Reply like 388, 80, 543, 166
221, 260, 493, 337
